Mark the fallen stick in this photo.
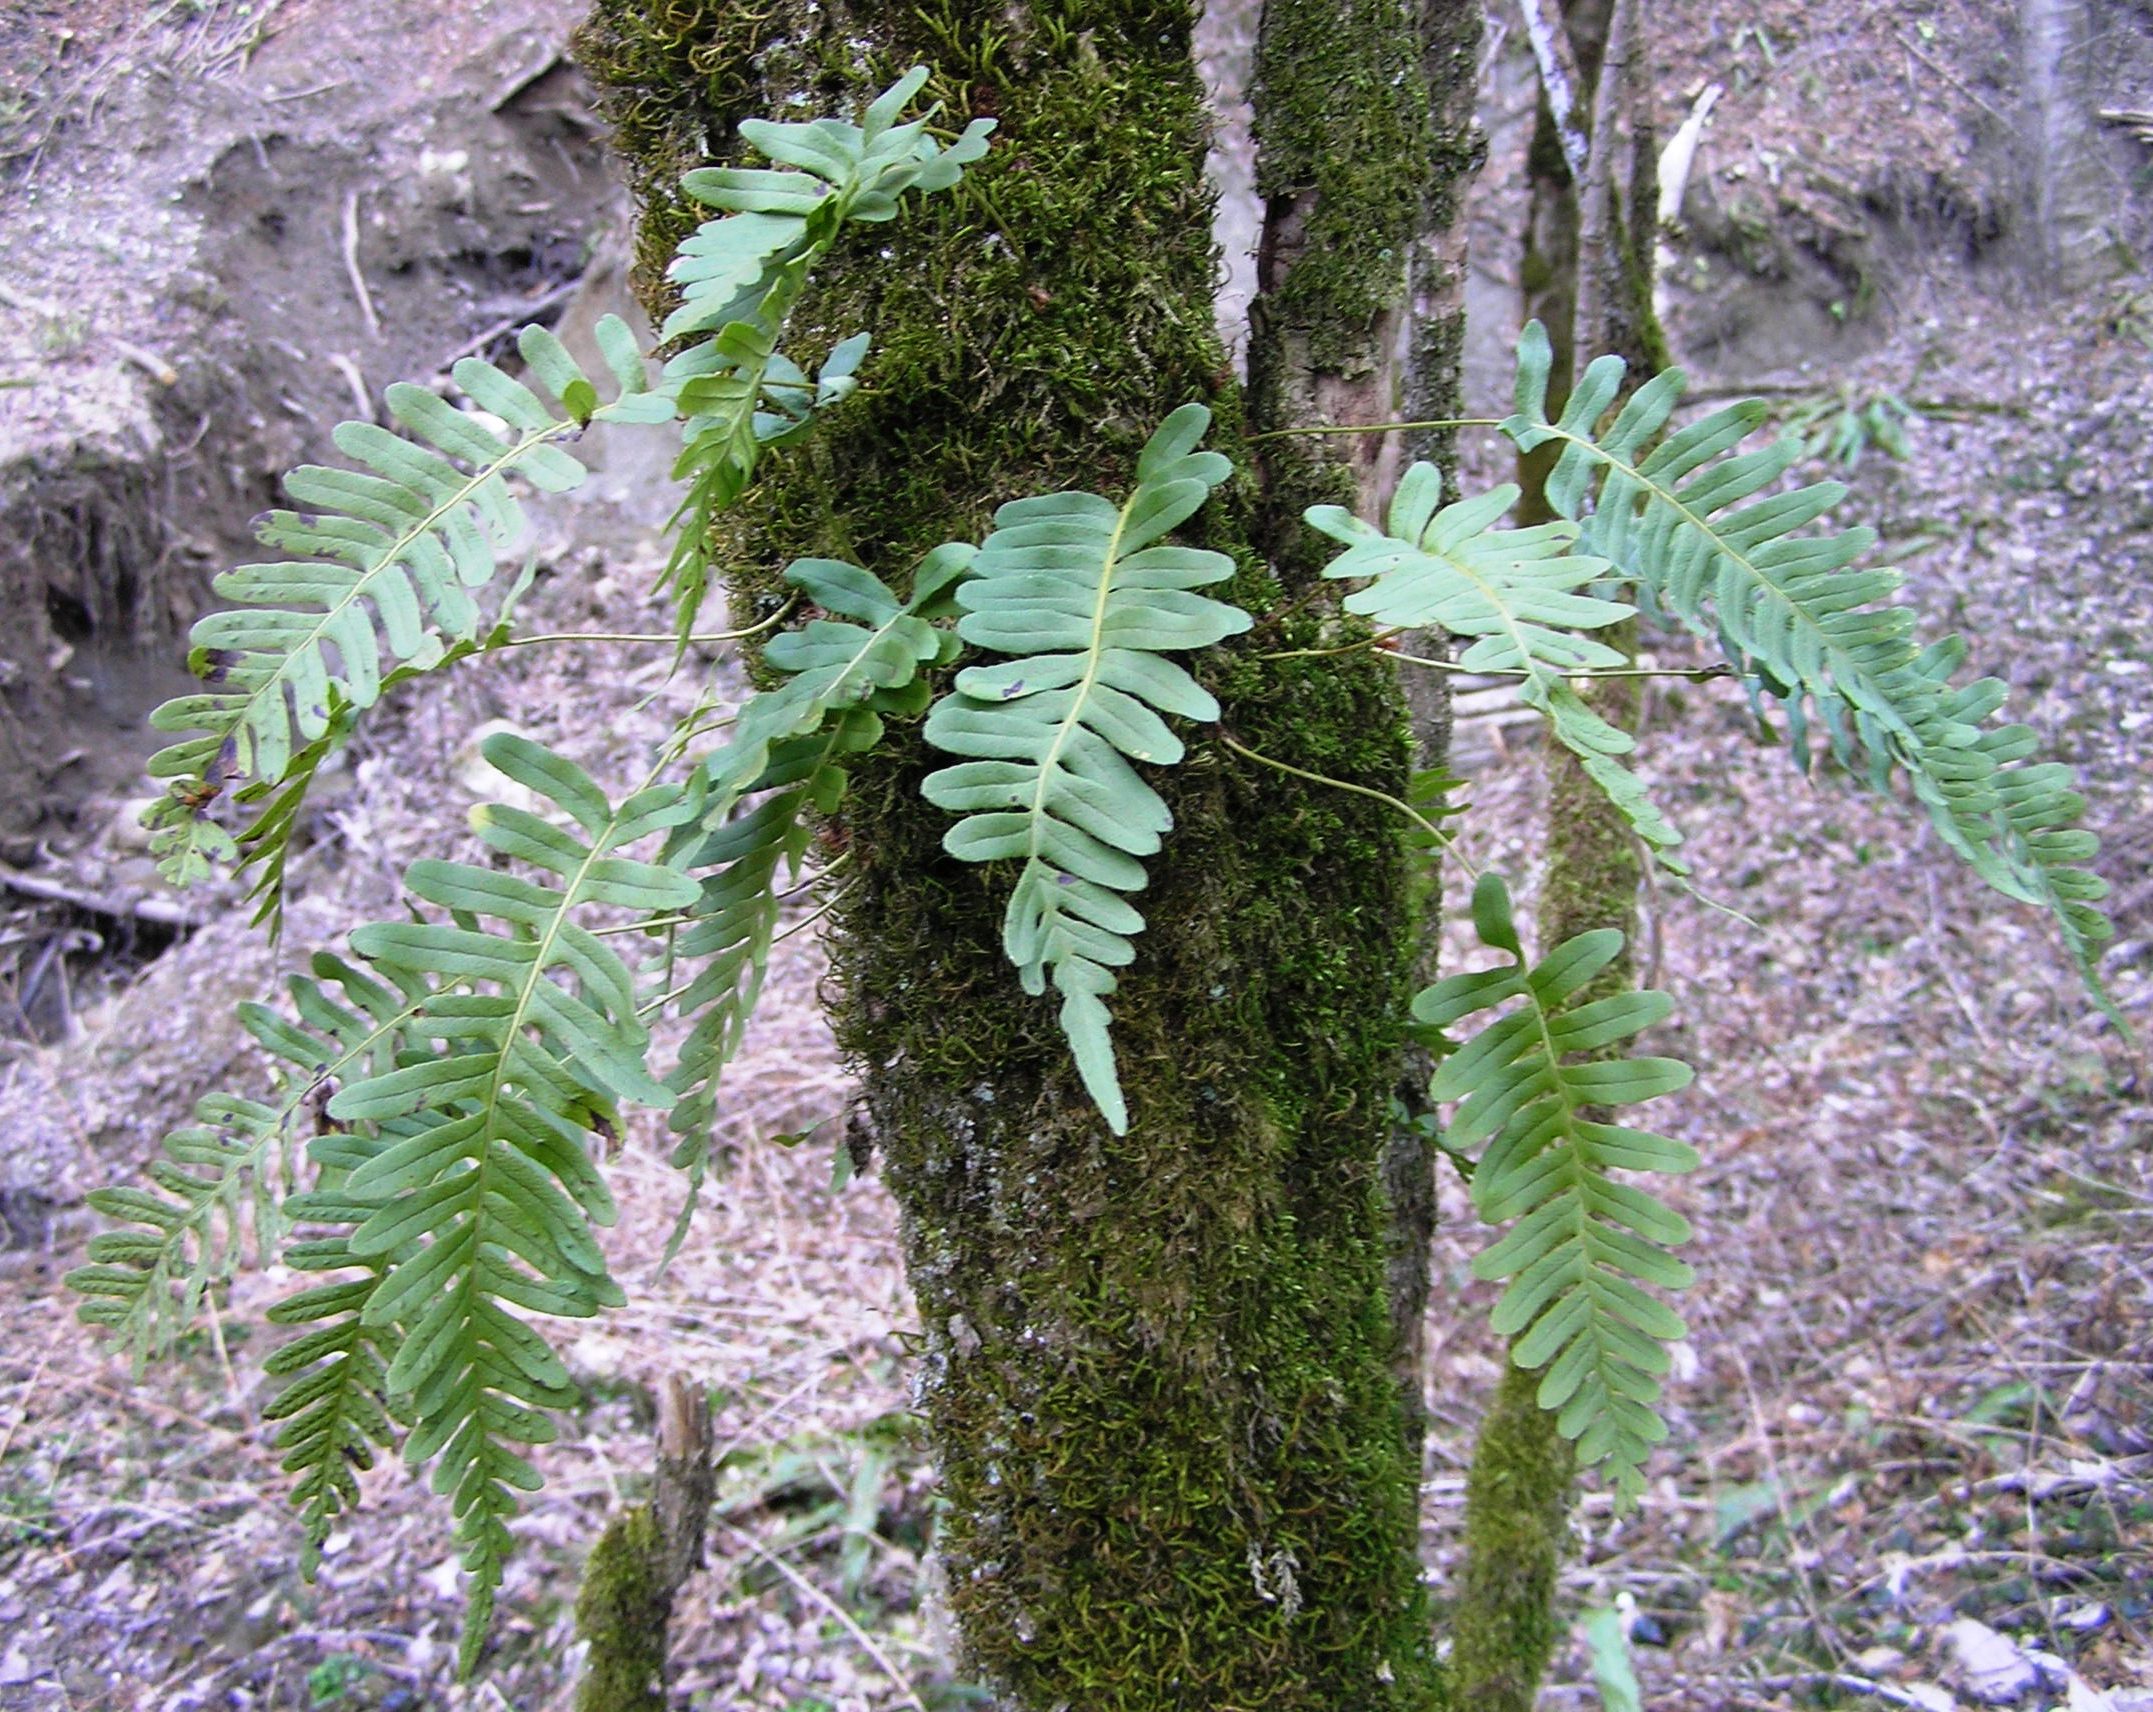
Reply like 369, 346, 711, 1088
341, 189, 381, 341
0, 867, 204, 931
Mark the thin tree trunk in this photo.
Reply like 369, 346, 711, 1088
579, 6, 1443, 1706
1249, 0, 1479, 1424
1454, 4, 1661, 1705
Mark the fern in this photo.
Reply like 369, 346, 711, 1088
63, 954, 432, 1365
1307, 465, 1686, 864
143, 319, 670, 887
922, 405, 1250, 1134
273, 734, 698, 1664
658, 549, 969, 1247
657, 67, 994, 636
1418, 874, 1699, 1502
1503, 321, 2116, 1013
263, 1182, 400, 1566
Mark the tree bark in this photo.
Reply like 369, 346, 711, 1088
578, 5, 1449, 1706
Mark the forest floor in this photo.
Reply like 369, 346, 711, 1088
0, 2, 2147, 1710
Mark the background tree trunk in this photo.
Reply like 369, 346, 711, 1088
578, 4, 1448, 1706
1454, 5, 1663, 1705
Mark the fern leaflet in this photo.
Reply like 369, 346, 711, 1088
657, 67, 994, 636
658, 549, 968, 1247
301, 734, 696, 1665
63, 954, 431, 1365
922, 405, 1250, 1134
144, 318, 670, 887
263, 1183, 401, 1565
1503, 320, 2116, 1013
1307, 464, 1685, 864
1418, 874, 1699, 1503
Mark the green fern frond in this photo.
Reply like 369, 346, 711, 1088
281, 734, 698, 1656
658, 67, 995, 636
1418, 874, 1699, 1503
658, 549, 967, 1250
1503, 321, 2116, 1013
143, 318, 670, 887
922, 405, 1250, 1134
64, 956, 431, 1365
1307, 464, 1685, 864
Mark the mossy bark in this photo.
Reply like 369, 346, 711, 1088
1248, 0, 1478, 1416
574, 1507, 672, 1712
576, 5, 1442, 1706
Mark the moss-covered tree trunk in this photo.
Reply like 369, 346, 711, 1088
578, 4, 1460, 1706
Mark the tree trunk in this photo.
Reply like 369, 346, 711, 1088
1455, 5, 1660, 1705
577, 5, 1452, 1706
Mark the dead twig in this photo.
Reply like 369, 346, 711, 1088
0, 867, 205, 931
341, 190, 381, 341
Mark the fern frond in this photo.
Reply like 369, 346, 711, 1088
279, 734, 699, 1656
144, 319, 670, 887
922, 405, 1249, 1134
658, 67, 995, 636
658, 551, 966, 1247
1307, 464, 1686, 864
64, 955, 431, 1365
1503, 321, 2117, 1012
1418, 874, 1699, 1503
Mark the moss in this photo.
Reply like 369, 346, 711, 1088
1250, 0, 1437, 373
574, 1506, 672, 1712
580, 5, 1440, 1707
1450, 1359, 1577, 1712
1538, 627, 1642, 957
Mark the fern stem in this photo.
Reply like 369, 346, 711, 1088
771, 881, 852, 945
495, 610, 797, 651
1218, 733, 1476, 878
1394, 649, 1729, 683
1260, 636, 1731, 682
1246, 416, 1504, 443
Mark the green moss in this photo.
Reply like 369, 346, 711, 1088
1450, 1359, 1577, 1712
1251, 0, 1436, 371
580, 4, 1440, 1707
574, 1507, 672, 1712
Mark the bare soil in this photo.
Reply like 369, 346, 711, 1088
0, 2, 2146, 1710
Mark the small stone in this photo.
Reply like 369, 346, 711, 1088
1947, 1617, 2039, 1705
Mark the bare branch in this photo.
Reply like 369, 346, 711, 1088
1516, 0, 1591, 181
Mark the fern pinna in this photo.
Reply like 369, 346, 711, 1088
922, 404, 1252, 1134
142, 321, 670, 894
1306, 464, 1686, 866
657, 64, 993, 638
660, 546, 969, 1248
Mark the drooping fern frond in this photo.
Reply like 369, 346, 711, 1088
657, 67, 994, 636
144, 318, 671, 888
658, 549, 968, 1246
290, 733, 697, 1666
1418, 874, 1700, 1503
1307, 465, 1686, 865
922, 405, 1250, 1134
1503, 321, 2117, 1014
63, 954, 432, 1365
